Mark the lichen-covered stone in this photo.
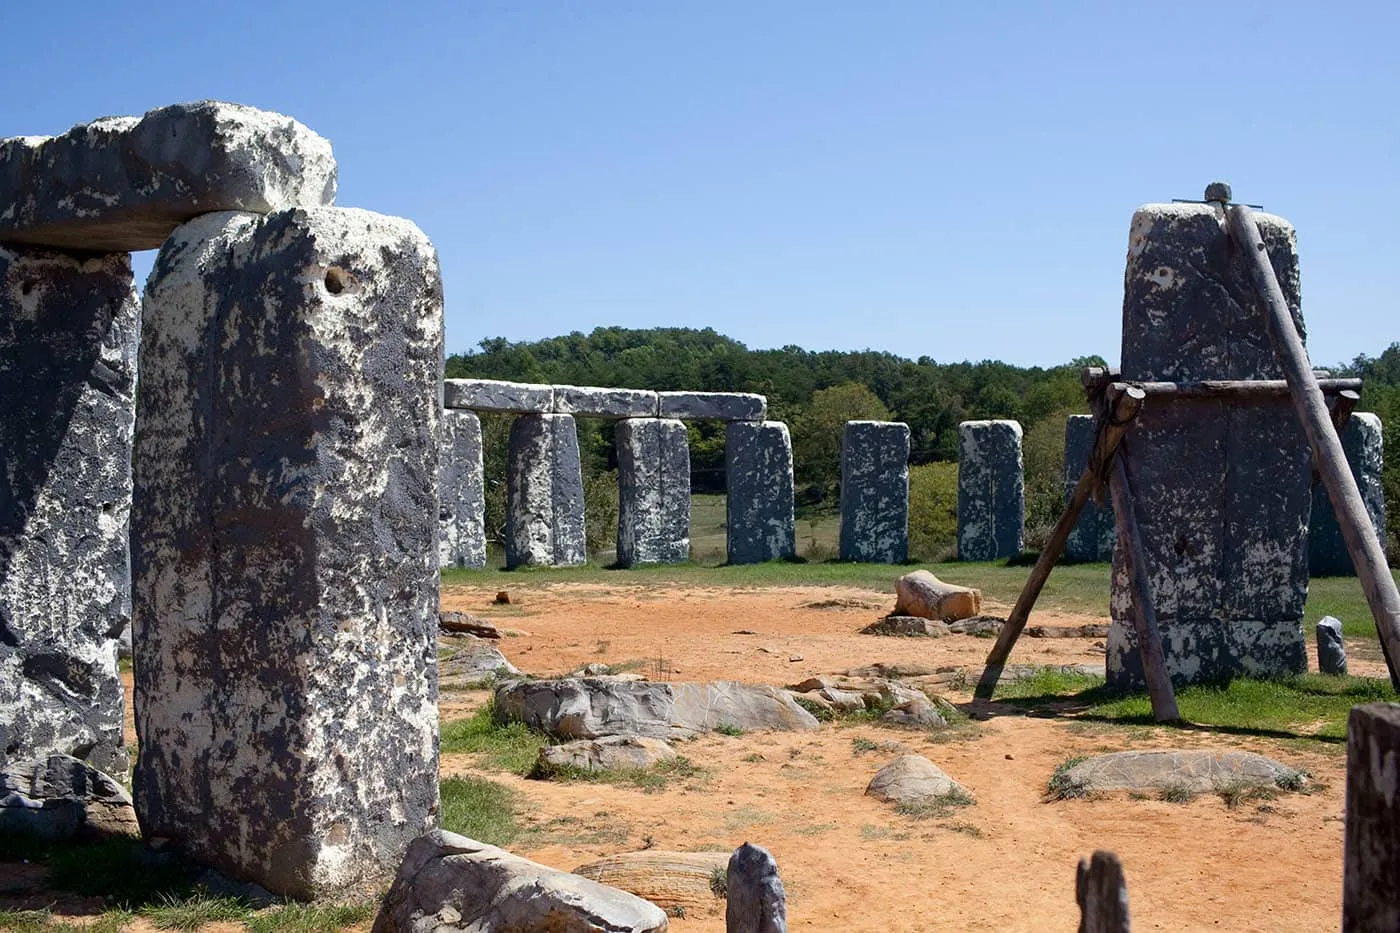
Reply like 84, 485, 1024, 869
1310, 413, 1386, 576
1064, 414, 1116, 562
616, 418, 690, 567
0, 753, 139, 841
726, 421, 795, 565
726, 843, 787, 933
659, 391, 767, 421
439, 410, 486, 570
957, 420, 1024, 561
506, 413, 586, 568
0, 101, 336, 252
443, 378, 553, 413
839, 421, 909, 563
0, 246, 136, 774
1317, 616, 1348, 675
553, 385, 659, 419
1108, 204, 1309, 688
132, 207, 443, 898
1343, 703, 1400, 931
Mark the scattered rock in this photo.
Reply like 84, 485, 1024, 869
787, 655, 803, 663
842, 663, 938, 679
494, 591, 511, 605
536, 736, 677, 776
800, 598, 885, 611
1058, 750, 1305, 796
1027, 623, 1112, 639
881, 697, 948, 728
0, 754, 140, 841
861, 615, 951, 637
947, 616, 1005, 637
573, 850, 728, 913
439, 611, 500, 639
865, 755, 972, 805
439, 638, 521, 689
894, 570, 982, 622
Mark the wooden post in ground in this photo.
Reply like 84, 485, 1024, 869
1076, 850, 1131, 933
1228, 205, 1400, 691
1343, 702, 1400, 931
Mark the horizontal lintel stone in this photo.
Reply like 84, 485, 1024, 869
658, 391, 767, 421
444, 379, 554, 413
552, 385, 659, 418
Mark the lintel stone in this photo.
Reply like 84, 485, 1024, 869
553, 385, 659, 419
659, 391, 766, 422
444, 378, 553, 413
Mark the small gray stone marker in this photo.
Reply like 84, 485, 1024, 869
440, 410, 487, 569
1063, 414, 1115, 562
506, 413, 586, 568
957, 420, 1024, 561
1316, 616, 1348, 675
444, 378, 553, 413
659, 391, 767, 422
725, 421, 795, 565
839, 421, 910, 563
1310, 413, 1385, 576
1076, 850, 1130, 933
725, 842, 786, 933
1343, 702, 1400, 931
616, 418, 690, 567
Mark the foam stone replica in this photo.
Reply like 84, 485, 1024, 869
0, 101, 335, 252
1108, 204, 1310, 688
0, 247, 137, 773
726, 421, 796, 565
957, 420, 1024, 561
1064, 414, 1116, 562
133, 207, 443, 898
839, 421, 910, 563
1310, 413, 1386, 576
616, 418, 690, 567
506, 413, 586, 568
440, 410, 487, 569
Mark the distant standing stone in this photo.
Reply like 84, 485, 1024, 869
506, 413, 587, 568
616, 418, 690, 567
839, 421, 910, 563
957, 420, 1024, 561
1063, 414, 1115, 562
1310, 413, 1386, 576
1317, 616, 1348, 675
726, 842, 786, 933
726, 422, 796, 565
439, 410, 486, 569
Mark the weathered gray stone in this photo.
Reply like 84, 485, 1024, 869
839, 421, 910, 563
725, 422, 795, 565
574, 850, 729, 915
506, 414, 586, 568
373, 830, 669, 933
865, 754, 971, 804
860, 615, 951, 637
0, 753, 139, 841
438, 638, 520, 689
133, 207, 443, 898
1057, 749, 1304, 795
1063, 414, 1115, 562
444, 378, 553, 414
1317, 616, 1348, 675
1108, 203, 1310, 689
0, 246, 136, 774
616, 419, 690, 567
957, 420, 1024, 561
1310, 413, 1386, 576
880, 696, 949, 728
725, 843, 786, 933
0, 102, 336, 252
893, 569, 982, 621
1343, 703, 1400, 932
440, 410, 486, 570
535, 736, 677, 775
659, 391, 767, 422
553, 385, 659, 419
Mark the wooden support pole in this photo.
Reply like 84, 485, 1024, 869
1082, 366, 1358, 399
974, 385, 1145, 700
1228, 205, 1400, 691
1314, 389, 1361, 487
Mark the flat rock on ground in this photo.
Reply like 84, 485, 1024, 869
573, 850, 728, 913
439, 638, 521, 688
0, 754, 140, 841
865, 754, 972, 804
536, 736, 677, 775
1058, 750, 1306, 795
861, 616, 951, 637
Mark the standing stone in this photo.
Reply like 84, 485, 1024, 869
726, 422, 795, 565
1108, 204, 1310, 689
1076, 850, 1131, 933
1317, 616, 1348, 675
1064, 414, 1116, 562
839, 421, 910, 563
957, 420, 1024, 561
726, 842, 786, 933
0, 246, 137, 774
1310, 413, 1386, 576
133, 207, 443, 898
506, 414, 586, 568
439, 410, 486, 570
616, 418, 690, 567
1343, 702, 1400, 931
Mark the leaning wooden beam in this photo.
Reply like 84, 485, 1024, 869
1076, 850, 1131, 933
1113, 378, 1361, 399
1314, 389, 1361, 487
1228, 204, 1400, 691
974, 385, 1145, 700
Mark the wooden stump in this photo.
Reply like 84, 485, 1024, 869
1344, 702, 1400, 931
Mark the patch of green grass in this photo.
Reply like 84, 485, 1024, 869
245, 902, 375, 933
439, 702, 548, 774
140, 892, 249, 930
0, 910, 137, 933
741, 752, 766, 763
11, 837, 204, 909
1217, 780, 1281, 810
1157, 783, 1198, 805
439, 776, 520, 847
850, 736, 879, 754
893, 786, 974, 820
941, 820, 984, 838
1307, 573, 1400, 639
709, 866, 728, 899
1046, 756, 1092, 800
994, 667, 1107, 701
713, 723, 745, 737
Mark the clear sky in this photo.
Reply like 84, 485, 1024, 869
6, 1, 1396, 368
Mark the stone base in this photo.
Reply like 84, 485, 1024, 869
1106, 615, 1307, 688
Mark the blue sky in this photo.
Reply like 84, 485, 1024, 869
6, 1, 1396, 367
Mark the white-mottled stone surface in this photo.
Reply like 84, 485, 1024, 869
726, 421, 795, 565
616, 418, 690, 567
1063, 414, 1116, 562
0, 246, 136, 774
439, 410, 486, 570
0, 101, 336, 252
659, 391, 767, 422
1310, 412, 1386, 576
132, 207, 443, 898
506, 413, 586, 568
444, 378, 553, 413
957, 420, 1024, 562
839, 420, 910, 563
553, 385, 659, 419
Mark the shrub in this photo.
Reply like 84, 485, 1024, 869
907, 462, 958, 560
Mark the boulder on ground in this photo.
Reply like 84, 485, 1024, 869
573, 851, 728, 913
947, 616, 1004, 637
536, 736, 677, 775
1057, 750, 1305, 795
881, 697, 949, 729
861, 615, 951, 637
439, 638, 521, 689
0, 754, 139, 841
894, 571, 982, 622
865, 755, 972, 804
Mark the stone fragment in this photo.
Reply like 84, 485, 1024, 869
506, 413, 586, 568
0, 754, 139, 841
1063, 414, 1116, 562
133, 207, 443, 898
1108, 203, 1310, 688
616, 419, 690, 567
553, 385, 659, 419
725, 843, 786, 933
439, 611, 499, 638
957, 420, 1024, 561
1057, 749, 1305, 795
438, 638, 520, 689
946, 616, 1004, 637
574, 850, 728, 915
1343, 702, 1400, 931
865, 755, 971, 804
0, 101, 335, 252
670, 682, 818, 735
1026, 623, 1112, 639
1316, 616, 1348, 675
373, 830, 669, 933
1076, 851, 1131, 933
658, 391, 767, 422
444, 378, 553, 413
1310, 413, 1386, 576
880, 697, 948, 728
838, 421, 910, 563
860, 616, 951, 637
440, 410, 487, 569
893, 570, 982, 621
0, 246, 137, 773
536, 736, 677, 775
725, 422, 795, 565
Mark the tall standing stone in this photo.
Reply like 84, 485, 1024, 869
1063, 414, 1116, 562
1343, 702, 1400, 931
726, 422, 795, 565
957, 420, 1024, 561
133, 207, 443, 898
725, 842, 786, 933
506, 414, 586, 568
0, 247, 137, 774
839, 421, 910, 563
616, 418, 690, 567
1310, 413, 1386, 576
1108, 203, 1310, 688
440, 410, 486, 570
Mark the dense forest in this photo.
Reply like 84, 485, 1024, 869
445, 327, 1400, 559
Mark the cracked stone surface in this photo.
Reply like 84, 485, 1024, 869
133, 207, 443, 898
659, 391, 766, 421
726, 421, 795, 565
1309, 412, 1385, 576
506, 414, 586, 568
957, 420, 1023, 561
440, 410, 486, 570
839, 421, 910, 563
1063, 414, 1116, 562
0, 101, 335, 252
1058, 749, 1304, 794
616, 418, 690, 567
443, 378, 553, 414
0, 246, 136, 774
553, 385, 659, 419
